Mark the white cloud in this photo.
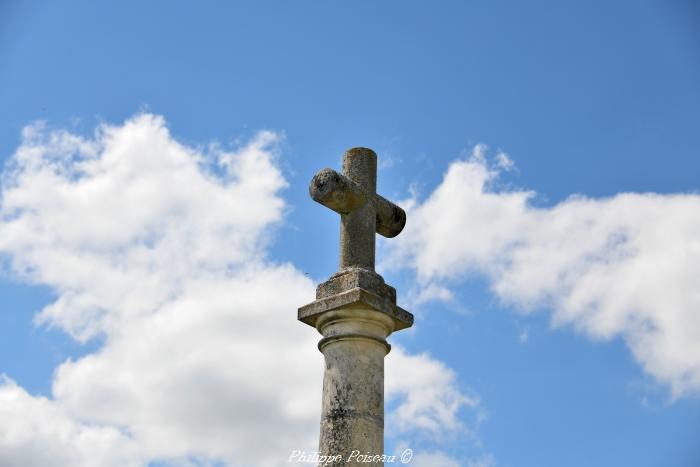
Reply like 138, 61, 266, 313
411, 282, 455, 306
385, 147, 700, 398
494, 152, 514, 172
0, 115, 478, 466
0, 376, 142, 467
1, 115, 287, 342
386, 346, 483, 439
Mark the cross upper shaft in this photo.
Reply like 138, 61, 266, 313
309, 147, 406, 272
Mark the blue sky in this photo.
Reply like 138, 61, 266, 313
0, 1, 699, 466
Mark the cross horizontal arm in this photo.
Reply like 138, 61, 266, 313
374, 193, 406, 238
309, 168, 366, 214
309, 168, 406, 238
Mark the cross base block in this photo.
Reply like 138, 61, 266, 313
298, 268, 413, 332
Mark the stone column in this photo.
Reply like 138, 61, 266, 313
317, 308, 393, 463
300, 148, 413, 466
299, 269, 413, 467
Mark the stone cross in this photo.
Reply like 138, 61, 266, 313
299, 148, 413, 467
308, 147, 406, 271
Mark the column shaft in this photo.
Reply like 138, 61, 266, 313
316, 308, 394, 467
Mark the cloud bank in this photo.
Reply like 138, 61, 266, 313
0, 115, 475, 466
386, 145, 700, 398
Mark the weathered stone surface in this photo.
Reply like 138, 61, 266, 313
310, 168, 367, 215
298, 268, 412, 332
308, 147, 406, 271
373, 194, 406, 239
316, 308, 392, 467
317, 268, 395, 302
298, 287, 413, 333
310, 168, 406, 240
299, 147, 413, 466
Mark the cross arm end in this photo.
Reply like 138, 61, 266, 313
309, 168, 366, 214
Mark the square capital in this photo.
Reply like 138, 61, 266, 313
298, 268, 413, 331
